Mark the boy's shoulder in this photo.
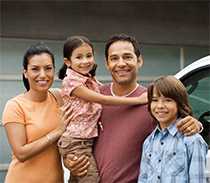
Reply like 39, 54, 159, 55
143, 128, 157, 147
183, 133, 207, 147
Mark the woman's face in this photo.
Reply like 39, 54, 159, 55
24, 53, 54, 93
67, 43, 95, 75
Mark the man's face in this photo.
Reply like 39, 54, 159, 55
106, 41, 142, 85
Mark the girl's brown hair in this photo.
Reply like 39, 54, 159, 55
147, 75, 192, 119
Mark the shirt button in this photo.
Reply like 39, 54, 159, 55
173, 152, 176, 156
158, 159, 161, 162
161, 142, 164, 145
157, 176, 160, 179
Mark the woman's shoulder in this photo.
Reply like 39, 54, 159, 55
6, 93, 26, 105
49, 88, 63, 107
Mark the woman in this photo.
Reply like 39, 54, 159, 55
2, 43, 70, 183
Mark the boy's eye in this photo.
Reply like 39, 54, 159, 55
152, 98, 158, 102
165, 98, 173, 102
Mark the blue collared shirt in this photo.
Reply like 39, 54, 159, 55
138, 119, 208, 183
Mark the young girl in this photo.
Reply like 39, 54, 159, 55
138, 75, 208, 183
57, 36, 148, 183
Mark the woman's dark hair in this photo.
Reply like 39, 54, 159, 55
147, 75, 192, 120
58, 36, 94, 80
22, 43, 55, 91
105, 34, 141, 61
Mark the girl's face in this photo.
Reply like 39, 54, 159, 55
151, 87, 178, 129
67, 43, 95, 75
24, 53, 54, 93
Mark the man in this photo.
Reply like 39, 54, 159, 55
64, 34, 202, 183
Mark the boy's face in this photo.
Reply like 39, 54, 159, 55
151, 87, 178, 129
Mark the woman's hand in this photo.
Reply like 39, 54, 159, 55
63, 154, 90, 177
57, 103, 73, 134
176, 116, 202, 136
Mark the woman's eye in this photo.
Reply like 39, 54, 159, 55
46, 67, 53, 71
31, 68, 38, 71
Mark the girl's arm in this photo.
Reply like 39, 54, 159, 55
4, 104, 71, 162
72, 85, 147, 105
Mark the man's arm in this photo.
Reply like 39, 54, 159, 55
63, 154, 90, 177
176, 116, 203, 136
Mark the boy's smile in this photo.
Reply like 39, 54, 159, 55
151, 87, 178, 129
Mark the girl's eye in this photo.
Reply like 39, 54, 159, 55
87, 54, 93, 58
76, 56, 82, 59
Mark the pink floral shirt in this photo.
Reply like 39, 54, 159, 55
60, 69, 102, 139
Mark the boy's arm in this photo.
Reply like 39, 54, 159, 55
137, 147, 149, 183
72, 85, 147, 105
187, 137, 208, 183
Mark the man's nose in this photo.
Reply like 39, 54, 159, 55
117, 57, 126, 66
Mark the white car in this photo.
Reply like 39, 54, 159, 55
175, 55, 210, 180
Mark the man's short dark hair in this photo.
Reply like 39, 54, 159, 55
105, 34, 141, 60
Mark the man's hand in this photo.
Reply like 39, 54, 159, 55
63, 154, 90, 177
176, 116, 202, 136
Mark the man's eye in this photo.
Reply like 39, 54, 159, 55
110, 57, 118, 61
124, 56, 132, 60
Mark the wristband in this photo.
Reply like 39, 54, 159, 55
198, 121, 203, 133
46, 134, 52, 144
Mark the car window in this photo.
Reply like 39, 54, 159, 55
181, 68, 210, 148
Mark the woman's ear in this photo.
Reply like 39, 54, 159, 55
64, 58, 71, 68
23, 69, 28, 79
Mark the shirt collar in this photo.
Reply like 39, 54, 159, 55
66, 68, 90, 79
151, 118, 181, 140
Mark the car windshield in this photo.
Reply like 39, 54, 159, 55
181, 67, 210, 148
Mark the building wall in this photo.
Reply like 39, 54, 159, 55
0, 1, 209, 181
